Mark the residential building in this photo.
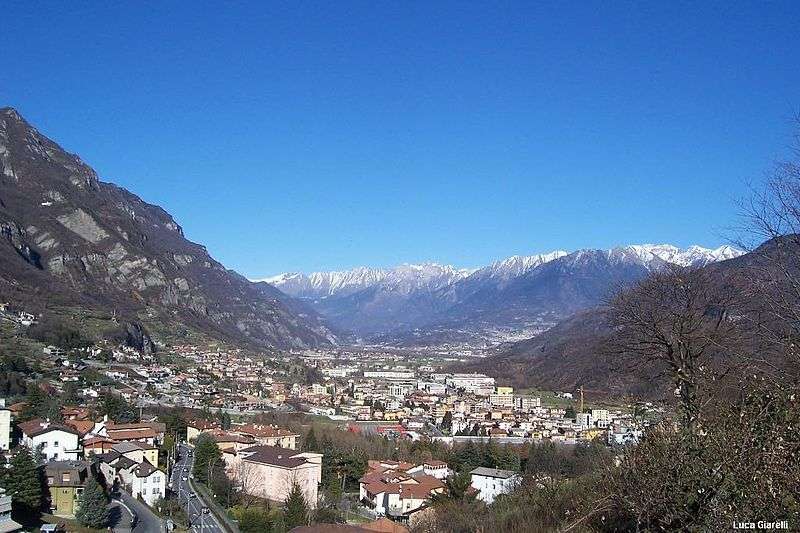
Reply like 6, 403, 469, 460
364, 371, 415, 380
576, 413, 593, 430
83, 436, 117, 457
446, 374, 495, 395
591, 409, 611, 428
0, 400, 10, 452
106, 421, 166, 446
469, 467, 520, 504
187, 419, 219, 442
18, 419, 80, 461
514, 396, 541, 412
111, 441, 159, 466
406, 460, 450, 480
228, 445, 322, 507
359, 460, 446, 516
489, 387, 514, 408
45, 460, 90, 517
234, 423, 299, 449
125, 460, 166, 506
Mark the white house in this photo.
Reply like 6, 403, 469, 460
125, 460, 166, 506
17, 419, 80, 461
470, 467, 520, 504
406, 460, 450, 480
0, 400, 10, 452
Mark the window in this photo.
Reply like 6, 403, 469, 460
53, 441, 59, 447
62, 473, 71, 482
47, 477, 54, 485
152, 487, 159, 495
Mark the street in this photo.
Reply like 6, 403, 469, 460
173, 443, 226, 533
114, 490, 164, 533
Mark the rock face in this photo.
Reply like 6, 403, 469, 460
0, 107, 335, 349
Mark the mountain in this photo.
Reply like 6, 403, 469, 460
624, 244, 742, 267
262, 263, 471, 335
460, 239, 784, 396
0, 107, 335, 350
264, 245, 743, 342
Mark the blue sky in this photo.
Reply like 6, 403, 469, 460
2, 2, 798, 276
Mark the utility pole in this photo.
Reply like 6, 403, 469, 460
579, 386, 584, 414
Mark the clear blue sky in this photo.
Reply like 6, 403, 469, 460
2, 2, 798, 276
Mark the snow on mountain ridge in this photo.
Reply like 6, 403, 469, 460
259, 244, 743, 297
622, 244, 744, 268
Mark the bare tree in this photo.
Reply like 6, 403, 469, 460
736, 118, 800, 382
234, 459, 264, 509
606, 265, 744, 431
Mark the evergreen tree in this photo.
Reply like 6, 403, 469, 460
303, 427, 318, 452
101, 393, 138, 423
235, 506, 273, 533
283, 483, 309, 529
439, 470, 474, 502
76, 475, 110, 528
20, 385, 62, 422
441, 411, 453, 432
3, 446, 42, 515
218, 409, 232, 430
193, 433, 222, 484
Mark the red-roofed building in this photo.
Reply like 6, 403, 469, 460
233, 423, 299, 449
187, 419, 219, 442
359, 460, 445, 517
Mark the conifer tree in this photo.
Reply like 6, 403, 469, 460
76, 475, 110, 529
283, 483, 309, 529
303, 427, 318, 452
193, 433, 222, 483
3, 446, 42, 515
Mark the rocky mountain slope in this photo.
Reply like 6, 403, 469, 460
265, 245, 743, 342
0, 107, 335, 350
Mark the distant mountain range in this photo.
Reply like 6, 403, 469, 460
0, 107, 335, 350
459, 239, 786, 396
262, 244, 743, 342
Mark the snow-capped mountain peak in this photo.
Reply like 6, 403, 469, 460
257, 244, 743, 299
620, 244, 744, 268
478, 251, 569, 280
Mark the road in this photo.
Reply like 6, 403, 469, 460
115, 490, 164, 533
173, 443, 226, 533
109, 498, 133, 533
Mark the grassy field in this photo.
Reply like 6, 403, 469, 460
517, 387, 628, 411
